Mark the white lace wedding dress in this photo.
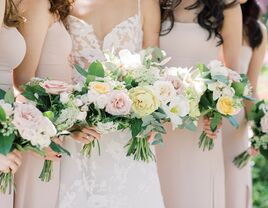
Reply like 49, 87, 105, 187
57, 1, 165, 208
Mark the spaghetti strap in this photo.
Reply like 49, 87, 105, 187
137, 0, 141, 17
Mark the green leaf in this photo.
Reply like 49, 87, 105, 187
210, 112, 222, 132
232, 82, 245, 97
152, 111, 167, 120
88, 61, 105, 78
151, 133, 163, 145
4, 90, 15, 104
0, 106, 7, 121
227, 116, 240, 128
75, 64, 88, 78
242, 95, 257, 102
86, 74, 96, 84
0, 133, 15, 155
0, 89, 6, 99
49, 141, 70, 156
131, 118, 143, 138
43, 111, 55, 121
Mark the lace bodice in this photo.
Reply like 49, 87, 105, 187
67, 4, 143, 83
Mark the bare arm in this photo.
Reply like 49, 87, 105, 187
247, 23, 267, 99
13, 0, 50, 90
0, 0, 5, 27
141, 0, 160, 48
221, 3, 242, 72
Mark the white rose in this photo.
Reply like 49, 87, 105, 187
76, 111, 87, 121
153, 81, 176, 104
74, 98, 83, 107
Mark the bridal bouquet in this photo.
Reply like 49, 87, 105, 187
233, 100, 268, 168
0, 90, 56, 193
197, 60, 253, 151
21, 78, 86, 181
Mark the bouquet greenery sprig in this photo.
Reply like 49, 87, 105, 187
233, 100, 268, 168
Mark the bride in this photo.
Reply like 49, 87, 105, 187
58, 0, 165, 207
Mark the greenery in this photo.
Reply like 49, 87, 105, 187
253, 9, 268, 208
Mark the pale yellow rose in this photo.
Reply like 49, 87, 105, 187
216, 96, 238, 116
129, 86, 160, 117
90, 82, 111, 94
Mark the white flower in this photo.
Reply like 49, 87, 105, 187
208, 60, 229, 78
76, 111, 87, 121
94, 94, 109, 109
60, 92, 70, 104
74, 98, 83, 107
261, 113, 268, 133
74, 83, 83, 92
80, 91, 98, 105
0, 100, 13, 117
96, 121, 119, 134
153, 81, 176, 104
40, 80, 73, 95
207, 81, 235, 100
163, 95, 190, 130
119, 49, 142, 69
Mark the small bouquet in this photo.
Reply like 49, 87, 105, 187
22, 78, 85, 181
233, 100, 268, 168
74, 61, 131, 158
0, 90, 56, 193
197, 60, 253, 151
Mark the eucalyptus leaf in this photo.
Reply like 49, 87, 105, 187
4, 90, 15, 104
210, 112, 222, 132
213, 75, 229, 85
0, 133, 15, 155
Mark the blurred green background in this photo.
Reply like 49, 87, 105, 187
253, 5, 268, 208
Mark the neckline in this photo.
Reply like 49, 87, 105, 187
68, 15, 140, 49
174, 21, 199, 26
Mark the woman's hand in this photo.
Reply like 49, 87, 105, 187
71, 126, 101, 144
0, 150, 22, 174
203, 117, 222, 140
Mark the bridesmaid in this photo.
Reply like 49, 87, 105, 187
156, 0, 242, 207
0, 0, 25, 207
12, 0, 78, 207
222, 1, 267, 208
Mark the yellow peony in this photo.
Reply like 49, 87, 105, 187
90, 82, 111, 94
216, 96, 238, 116
129, 86, 160, 117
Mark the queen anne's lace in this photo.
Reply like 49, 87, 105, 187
58, 1, 165, 207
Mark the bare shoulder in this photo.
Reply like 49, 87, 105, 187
259, 21, 267, 48
23, 0, 50, 15
141, 0, 159, 10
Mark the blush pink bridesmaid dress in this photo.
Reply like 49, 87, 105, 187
0, 25, 26, 208
14, 21, 72, 208
156, 22, 225, 208
222, 46, 253, 208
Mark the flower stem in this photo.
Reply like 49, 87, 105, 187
39, 160, 53, 182
0, 172, 13, 194
233, 150, 251, 169
199, 131, 214, 151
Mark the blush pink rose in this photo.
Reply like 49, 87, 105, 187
105, 91, 132, 116
41, 80, 73, 95
260, 113, 268, 133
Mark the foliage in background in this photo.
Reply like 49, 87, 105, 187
253, 5, 268, 208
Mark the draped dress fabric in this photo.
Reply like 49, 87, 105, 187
222, 46, 253, 208
0, 25, 26, 208
156, 22, 225, 208
14, 22, 72, 208
57, 1, 165, 207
